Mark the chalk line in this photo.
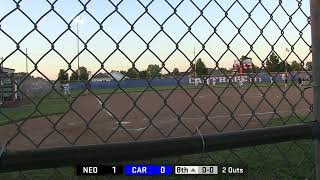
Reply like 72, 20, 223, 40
67, 122, 77, 126
181, 108, 310, 120
246, 94, 263, 98
96, 96, 113, 117
112, 126, 147, 132
116, 121, 132, 125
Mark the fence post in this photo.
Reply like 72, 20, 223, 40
310, 0, 320, 179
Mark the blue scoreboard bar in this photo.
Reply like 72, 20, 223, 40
124, 165, 173, 176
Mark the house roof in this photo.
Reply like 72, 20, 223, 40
93, 73, 110, 79
110, 71, 126, 79
0, 67, 15, 73
93, 71, 127, 80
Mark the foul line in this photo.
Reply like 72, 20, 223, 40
95, 96, 114, 117
112, 126, 146, 132
117, 122, 132, 125
197, 94, 263, 99
181, 108, 310, 120
246, 94, 263, 98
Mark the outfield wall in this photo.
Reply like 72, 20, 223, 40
68, 71, 312, 90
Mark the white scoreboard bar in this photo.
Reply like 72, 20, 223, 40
175, 166, 218, 175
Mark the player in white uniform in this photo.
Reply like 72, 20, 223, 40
237, 76, 243, 87
270, 76, 273, 86
212, 77, 216, 86
64, 83, 71, 98
239, 80, 243, 87
206, 78, 210, 86
194, 78, 199, 87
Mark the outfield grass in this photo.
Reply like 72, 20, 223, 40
0, 98, 71, 125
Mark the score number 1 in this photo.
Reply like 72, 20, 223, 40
112, 166, 117, 174
111, 166, 123, 175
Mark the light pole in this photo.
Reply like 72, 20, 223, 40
25, 48, 28, 74
193, 47, 197, 87
285, 47, 289, 88
73, 16, 83, 81
0, 57, 3, 102
77, 22, 79, 80
285, 48, 289, 74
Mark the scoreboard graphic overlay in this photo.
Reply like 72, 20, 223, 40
76, 164, 247, 176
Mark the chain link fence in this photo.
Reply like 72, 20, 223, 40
0, 0, 317, 179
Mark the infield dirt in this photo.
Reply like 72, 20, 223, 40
0, 86, 313, 150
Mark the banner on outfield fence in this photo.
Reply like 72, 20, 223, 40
188, 76, 262, 84
188, 72, 311, 85
67, 72, 311, 90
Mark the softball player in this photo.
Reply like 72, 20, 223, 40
84, 81, 91, 95
64, 83, 71, 98
284, 74, 288, 88
298, 77, 302, 87
239, 79, 243, 87
206, 78, 210, 86
194, 78, 199, 87
212, 78, 216, 86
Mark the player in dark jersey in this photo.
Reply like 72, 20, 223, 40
284, 73, 288, 88
298, 77, 302, 87
85, 81, 91, 95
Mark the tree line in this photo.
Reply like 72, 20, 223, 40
58, 66, 89, 82
266, 52, 312, 72
58, 53, 312, 81
125, 64, 162, 79
124, 59, 212, 78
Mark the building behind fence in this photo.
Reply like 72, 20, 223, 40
0, 67, 17, 104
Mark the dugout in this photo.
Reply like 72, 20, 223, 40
0, 67, 17, 105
